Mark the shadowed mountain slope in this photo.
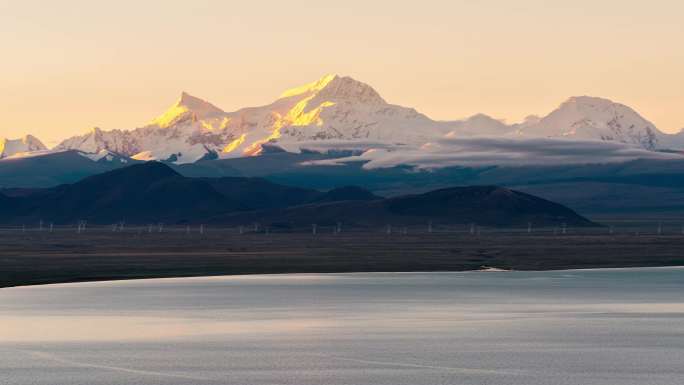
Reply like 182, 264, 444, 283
312, 186, 382, 203
0, 162, 335, 224
198, 177, 323, 210
209, 186, 595, 228
0, 162, 595, 227
0, 150, 134, 188
0, 162, 230, 224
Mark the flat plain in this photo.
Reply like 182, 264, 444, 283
2, 224, 684, 288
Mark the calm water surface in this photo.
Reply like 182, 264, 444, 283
1, 268, 683, 384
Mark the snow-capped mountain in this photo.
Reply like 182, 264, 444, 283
56, 127, 138, 155
0, 135, 48, 159
265, 75, 446, 147
54, 91, 229, 163
517, 96, 661, 150
445, 114, 512, 137
52, 75, 681, 164
57, 75, 454, 163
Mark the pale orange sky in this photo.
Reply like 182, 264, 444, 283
1, 0, 683, 145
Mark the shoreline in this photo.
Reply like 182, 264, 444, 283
2, 231, 684, 289
4, 263, 684, 290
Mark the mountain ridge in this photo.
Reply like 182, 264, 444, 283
9, 74, 684, 164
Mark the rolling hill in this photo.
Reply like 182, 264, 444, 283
0, 162, 595, 228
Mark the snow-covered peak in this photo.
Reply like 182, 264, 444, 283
150, 91, 225, 128
463, 114, 509, 133
0, 135, 48, 158
561, 95, 618, 108
177, 91, 225, 116
311, 75, 386, 105
519, 95, 661, 149
55, 127, 137, 155
279, 74, 339, 99
279, 74, 386, 105
268, 75, 438, 152
444, 114, 514, 138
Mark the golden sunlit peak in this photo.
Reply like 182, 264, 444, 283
178, 91, 202, 106
279, 74, 339, 99
150, 91, 225, 128
176, 91, 224, 115
150, 103, 190, 128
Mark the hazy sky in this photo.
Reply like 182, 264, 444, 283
1, 0, 683, 144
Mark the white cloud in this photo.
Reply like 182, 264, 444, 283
299, 137, 682, 170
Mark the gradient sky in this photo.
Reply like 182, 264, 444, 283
1, 0, 683, 145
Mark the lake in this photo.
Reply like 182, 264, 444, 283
1, 268, 683, 384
